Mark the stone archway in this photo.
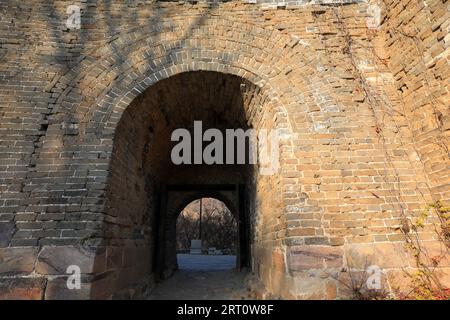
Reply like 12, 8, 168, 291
21, 17, 339, 299
162, 185, 243, 278
98, 69, 284, 298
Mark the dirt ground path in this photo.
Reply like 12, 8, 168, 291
148, 255, 253, 300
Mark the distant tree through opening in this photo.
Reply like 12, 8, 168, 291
176, 198, 238, 271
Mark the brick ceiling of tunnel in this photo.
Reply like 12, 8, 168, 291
111, 71, 264, 182
122, 71, 260, 131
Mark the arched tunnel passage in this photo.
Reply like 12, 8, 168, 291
102, 71, 284, 298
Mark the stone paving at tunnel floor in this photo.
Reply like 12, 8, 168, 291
177, 254, 237, 271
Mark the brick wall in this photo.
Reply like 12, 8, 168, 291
0, 0, 448, 299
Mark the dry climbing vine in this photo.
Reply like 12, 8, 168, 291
327, 3, 450, 299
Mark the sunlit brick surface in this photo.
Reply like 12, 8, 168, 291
0, 0, 448, 299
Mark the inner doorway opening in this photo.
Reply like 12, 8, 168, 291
176, 198, 238, 271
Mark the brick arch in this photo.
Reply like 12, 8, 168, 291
47, 17, 330, 221
51, 17, 325, 139
162, 192, 239, 275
